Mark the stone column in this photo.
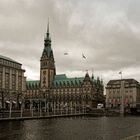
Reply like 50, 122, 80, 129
9, 68, 12, 90
15, 70, 18, 91
2, 67, 5, 89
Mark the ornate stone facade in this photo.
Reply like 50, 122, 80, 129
25, 24, 104, 111
0, 55, 26, 109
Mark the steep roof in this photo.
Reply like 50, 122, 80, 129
26, 74, 101, 89
42, 22, 53, 58
53, 74, 84, 87
26, 80, 40, 89
0, 54, 21, 64
43, 46, 53, 57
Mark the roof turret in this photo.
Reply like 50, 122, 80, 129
83, 72, 90, 82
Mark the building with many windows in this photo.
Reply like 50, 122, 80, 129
106, 79, 140, 109
0, 55, 26, 109
25, 24, 104, 111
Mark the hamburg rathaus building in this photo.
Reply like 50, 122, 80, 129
25, 23, 104, 112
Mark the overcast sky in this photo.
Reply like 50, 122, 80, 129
0, 0, 140, 85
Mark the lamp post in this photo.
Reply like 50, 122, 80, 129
1, 90, 4, 118
75, 103, 77, 114
20, 95, 24, 118
39, 100, 42, 116
71, 102, 72, 115
9, 99, 12, 118
119, 71, 124, 115
45, 98, 46, 116
9, 91, 12, 118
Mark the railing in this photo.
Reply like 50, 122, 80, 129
0, 107, 105, 120
121, 134, 140, 140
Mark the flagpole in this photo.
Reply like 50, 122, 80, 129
121, 72, 122, 80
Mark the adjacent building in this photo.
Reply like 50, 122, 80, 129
106, 79, 140, 109
25, 23, 104, 111
0, 55, 26, 109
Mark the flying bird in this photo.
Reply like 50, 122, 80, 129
119, 71, 122, 74
64, 52, 68, 55
82, 53, 86, 59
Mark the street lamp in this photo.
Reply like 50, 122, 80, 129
20, 95, 24, 118
119, 71, 124, 115
9, 98, 12, 118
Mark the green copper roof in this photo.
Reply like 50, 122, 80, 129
0, 54, 21, 64
26, 75, 103, 89
43, 46, 53, 57
53, 74, 84, 87
26, 80, 40, 89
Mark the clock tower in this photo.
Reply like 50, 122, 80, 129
40, 23, 56, 90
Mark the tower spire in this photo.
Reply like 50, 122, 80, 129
40, 21, 56, 89
47, 19, 50, 38
47, 19, 49, 33
44, 19, 51, 46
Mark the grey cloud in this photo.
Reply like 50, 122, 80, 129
0, 0, 140, 83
